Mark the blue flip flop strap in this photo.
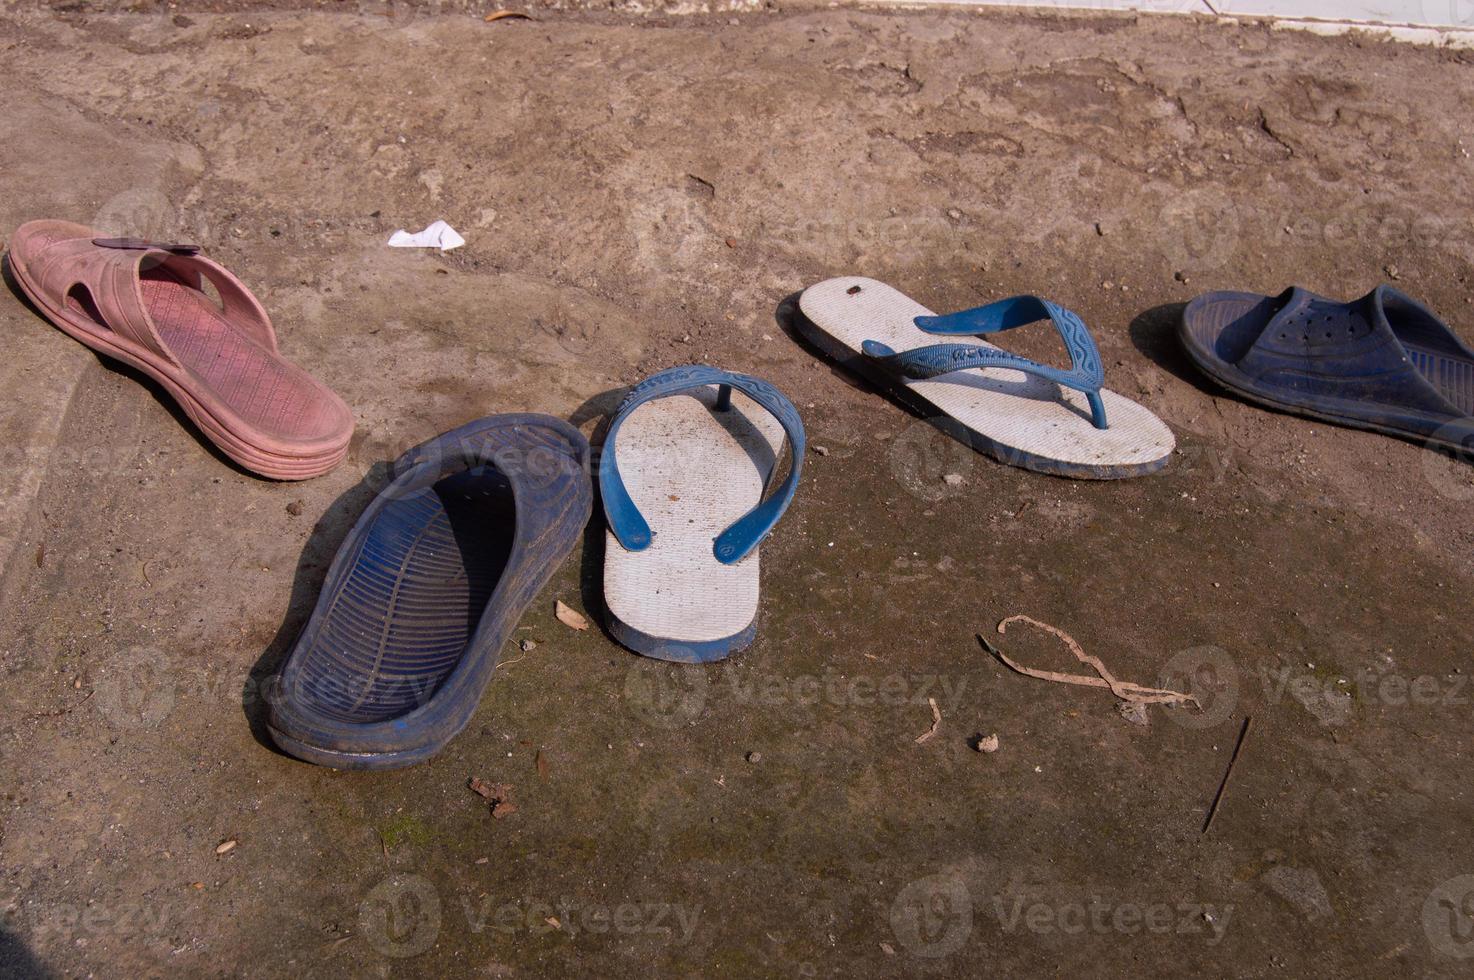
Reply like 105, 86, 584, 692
859, 295, 1109, 429
600, 365, 805, 565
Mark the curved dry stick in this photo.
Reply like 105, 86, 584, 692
993, 615, 1199, 707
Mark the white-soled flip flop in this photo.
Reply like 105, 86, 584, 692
798, 277, 1174, 479
599, 366, 804, 662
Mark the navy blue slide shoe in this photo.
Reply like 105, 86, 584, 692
267, 414, 591, 770
599, 366, 804, 663
1180, 285, 1474, 453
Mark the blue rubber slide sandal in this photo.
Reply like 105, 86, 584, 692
1180, 285, 1474, 452
798, 277, 1174, 479
267, 414, 591, 769
599, 366, 804, 663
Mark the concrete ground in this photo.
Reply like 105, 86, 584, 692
2, 2, 1473, 977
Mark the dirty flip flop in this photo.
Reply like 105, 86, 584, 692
797, 277, 1174, 479
6, 220, 353, 479
267, 415, 591, 770
1180, 285, 1474, 452
600, 366, 804, 662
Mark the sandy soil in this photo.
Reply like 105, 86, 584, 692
1, 2, 1473, 977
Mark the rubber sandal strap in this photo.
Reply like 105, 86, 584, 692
46, 239, 278, 360
860, 295, 1109, 430
114, 243, 280, 353
599, 365, 804, 565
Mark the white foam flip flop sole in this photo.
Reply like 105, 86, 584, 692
799, 277, 1175, 477
604, 386, 786, 657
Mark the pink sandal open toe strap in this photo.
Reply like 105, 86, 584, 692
7, 220, 353, 480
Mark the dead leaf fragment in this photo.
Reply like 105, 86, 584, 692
535, 749, 549, 780
215, 839, 237, 855
484, 9, 533, 21
471, 778, 513, 800
914, 697, 942, 744
555, 600, 589, 631
492, 801, 519, 819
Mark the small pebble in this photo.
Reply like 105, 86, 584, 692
745, 751, 761, 764
942, 473, 964, 486
973, 733, 999, 753
215, 840, 237, 855
286, 500, 304, 516
520, 639, 537, 653
812, 445, 830, 457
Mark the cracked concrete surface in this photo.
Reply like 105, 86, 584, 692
1, 3, 1473, 977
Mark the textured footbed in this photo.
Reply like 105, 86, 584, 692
1406, 343, 1474, 414
291, 468, 515, 724
137, 273, 346, 443
799, 277, 1175, 473
603, 387, 787, 646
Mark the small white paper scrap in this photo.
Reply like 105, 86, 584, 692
387, 220, 465, 251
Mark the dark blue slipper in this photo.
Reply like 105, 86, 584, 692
1181, 285, 1474, 452
267, 414, 591, 770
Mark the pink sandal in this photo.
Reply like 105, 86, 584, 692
7, 220, 353, 480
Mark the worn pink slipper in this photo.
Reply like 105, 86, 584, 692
7, 220, 353, 480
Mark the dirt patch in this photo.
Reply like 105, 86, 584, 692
1, 3, 1473, 977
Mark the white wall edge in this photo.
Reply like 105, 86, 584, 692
853, 1, 1474, 49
